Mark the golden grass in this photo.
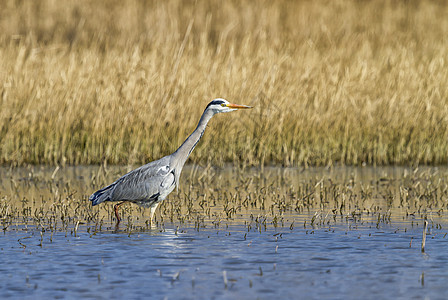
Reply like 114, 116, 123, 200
1, 0, 448, 166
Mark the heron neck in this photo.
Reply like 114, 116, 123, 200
172, 108, 215, 169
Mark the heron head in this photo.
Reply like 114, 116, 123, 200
205, 98, 252, 113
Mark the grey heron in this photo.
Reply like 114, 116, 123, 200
89, 98, 252, 224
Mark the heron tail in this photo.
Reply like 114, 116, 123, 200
89, 183, 115, 206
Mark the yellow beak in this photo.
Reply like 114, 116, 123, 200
226, 103, 252, 109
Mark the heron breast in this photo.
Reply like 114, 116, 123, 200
161, 172, 175, 189
159, 171, 175, 200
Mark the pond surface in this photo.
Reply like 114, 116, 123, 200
1, 165, 448, 299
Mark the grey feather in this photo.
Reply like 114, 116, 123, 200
89, 156, 174, 207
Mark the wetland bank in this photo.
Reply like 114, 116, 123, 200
1, 165, 448, 298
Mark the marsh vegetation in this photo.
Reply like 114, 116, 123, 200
2, 165, 448, 233
1, 0, 448, 166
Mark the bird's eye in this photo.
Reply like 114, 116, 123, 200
221, 103, 226, 107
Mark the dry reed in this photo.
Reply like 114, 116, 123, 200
1, 0, 448, 166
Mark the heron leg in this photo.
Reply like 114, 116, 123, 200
114, 201, 126, 223
149, 203, 160, 227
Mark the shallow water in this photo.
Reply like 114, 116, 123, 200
1, 165, 448, 299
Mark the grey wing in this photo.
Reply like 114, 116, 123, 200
110, 156, 175, 202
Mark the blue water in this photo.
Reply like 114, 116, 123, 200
2, 218, 447, 299
1, 165, 448, 299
